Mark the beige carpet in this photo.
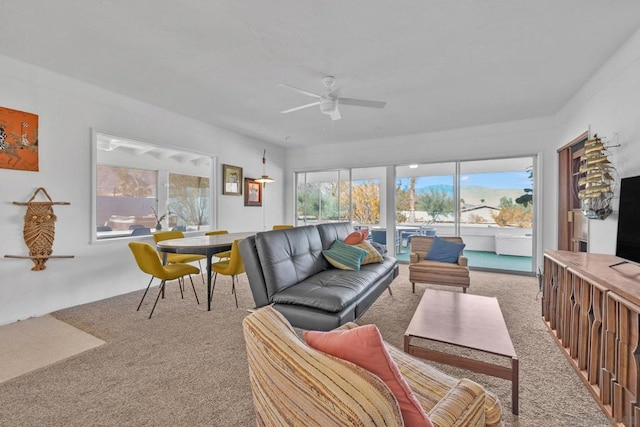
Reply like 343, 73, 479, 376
0, 314, 104, 384
0, 266, 609, 426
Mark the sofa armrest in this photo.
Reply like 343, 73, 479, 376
458, 256, 468, 267
428, 378, 486, 427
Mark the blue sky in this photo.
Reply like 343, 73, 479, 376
397, 171, 532, 190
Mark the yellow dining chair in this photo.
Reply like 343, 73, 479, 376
153, 230, 206, 283
272, 225, 294, 230
128, 242, 200, 319
205, 230, 231, 261
210, 239, 245, 308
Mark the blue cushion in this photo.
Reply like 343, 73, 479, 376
323, 240, 369, 270
425, 236, 465, 263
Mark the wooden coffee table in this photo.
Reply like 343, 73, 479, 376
404, 289, 519, 415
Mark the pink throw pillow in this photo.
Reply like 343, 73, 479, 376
304, 325, 433, 427
344, 231, 366, 245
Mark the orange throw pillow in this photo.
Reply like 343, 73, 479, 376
344, 230, 366, 245
304, 325, 433, 427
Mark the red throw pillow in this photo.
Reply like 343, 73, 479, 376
304, 325, 433, 427
344, 231, 366, 245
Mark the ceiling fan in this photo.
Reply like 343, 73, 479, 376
279, 76, 386, 121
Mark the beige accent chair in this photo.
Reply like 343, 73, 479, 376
242, 306, 503, 427
409, 236, 470, 293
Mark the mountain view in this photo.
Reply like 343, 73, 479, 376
416, 184, 527, 208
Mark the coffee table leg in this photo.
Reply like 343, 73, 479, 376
512, 357, 519, 415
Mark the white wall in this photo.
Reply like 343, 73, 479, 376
555, 28, 640, 254
0, 54, 285, 325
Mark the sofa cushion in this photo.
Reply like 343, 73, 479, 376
344, 230, 367, 245
272, 260, 396, 312
323, 240, 368, 270
425, 236, 465, 263
350, 240, 385, 265
255, 225, 326, 298
317, 222, 354, 249
305, 325, 433, 427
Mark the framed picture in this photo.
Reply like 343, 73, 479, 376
222, 164, 242, 195
0, 106, 39, 172
244, 178, 262, 206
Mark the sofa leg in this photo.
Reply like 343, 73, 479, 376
387, 286, 393, 296
463, 287, 467, 293
411, 282, 415, 293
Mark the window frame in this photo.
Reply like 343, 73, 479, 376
90, 129, 214, 243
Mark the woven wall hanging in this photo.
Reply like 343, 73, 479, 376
5, 187, 74, 271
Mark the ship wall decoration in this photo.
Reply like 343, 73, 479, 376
577, 134, 617, 220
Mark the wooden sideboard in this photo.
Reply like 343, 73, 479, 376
543, 250, 640, 426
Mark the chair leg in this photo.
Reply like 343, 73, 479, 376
209, 272, 218, 304
149, 280, 166, 319
177, 277, 185, 299
198, 260, 205, 284
232, 276, 238, 308
189, 275, 200, 304
137, 276, 155, 311
387, 286, 393, 296
412, 282, 415, 293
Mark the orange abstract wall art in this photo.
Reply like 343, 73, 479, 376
0, 106, 39, 171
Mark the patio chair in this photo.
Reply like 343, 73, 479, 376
371, 229, 401, 253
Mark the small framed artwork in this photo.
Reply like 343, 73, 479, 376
222, 164, 243, 195
244, 178, 262, 207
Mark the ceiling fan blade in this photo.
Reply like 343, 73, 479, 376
338, 97, 386, 109
281, 101, 321, 114
278, 83, 323, 99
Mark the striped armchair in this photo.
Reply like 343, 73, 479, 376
242, 306, 503, 427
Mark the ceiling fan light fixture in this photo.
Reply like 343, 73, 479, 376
279, 77, 386, 121
319, 98, 337, 114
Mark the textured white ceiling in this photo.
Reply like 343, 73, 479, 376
1, 1, 640, 148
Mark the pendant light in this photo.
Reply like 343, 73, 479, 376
255, 149, 275, 185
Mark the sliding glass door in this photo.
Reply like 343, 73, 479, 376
395, 157, 535, 273
395, 163, 456, 256
296, 156, 536, 274
459, 158, 534, 273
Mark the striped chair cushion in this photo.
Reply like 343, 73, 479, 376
242, 306, 404, 426
341, 322, 504, 427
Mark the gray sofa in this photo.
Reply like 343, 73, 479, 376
239, 223, 399, 331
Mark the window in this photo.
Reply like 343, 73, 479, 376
296, 157, 537, 274
168, 173, 210, 230
96, 165, 158, 232
92, 130, 213, 241
296, 170, 350, 224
